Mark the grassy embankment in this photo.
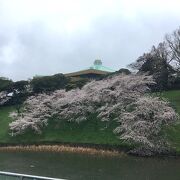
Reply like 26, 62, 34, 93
160, 90, 180, 153
0, 106, 129, 149
0, 90, 179, 152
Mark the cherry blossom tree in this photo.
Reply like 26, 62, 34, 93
9, 74, 179, 155
114, 96, 178, 155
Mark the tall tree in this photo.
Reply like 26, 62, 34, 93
129, 43, 175, 90
30, 73, 69, 93
0, 77, 13, 92
165, 27, 180, 71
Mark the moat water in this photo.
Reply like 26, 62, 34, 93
0, 151, 180, 180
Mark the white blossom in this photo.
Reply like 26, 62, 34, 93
114, 96, 178, 148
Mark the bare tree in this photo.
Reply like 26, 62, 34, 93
165, 28, 180, 70
128, 42, 175, 90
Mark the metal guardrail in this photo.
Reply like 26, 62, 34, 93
0, 171, 66, 180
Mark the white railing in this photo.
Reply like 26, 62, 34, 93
0, 171, 66, 180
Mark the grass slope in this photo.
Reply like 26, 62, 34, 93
0, 106, 14, 143
0, 90, 179, 151
0, 106, 130, 148
160, 90, 180, 153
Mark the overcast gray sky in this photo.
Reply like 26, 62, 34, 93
0, 0, 180, 80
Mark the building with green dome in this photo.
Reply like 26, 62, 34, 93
65, 60, 115, 79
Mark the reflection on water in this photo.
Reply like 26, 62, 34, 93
0, 175, 19, 180
0, 151, 180, 180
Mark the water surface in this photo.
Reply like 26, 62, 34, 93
0, 151, 180, 180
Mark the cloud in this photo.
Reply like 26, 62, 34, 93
0, 0, 180, 80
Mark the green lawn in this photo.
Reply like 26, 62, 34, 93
0, 106, 15, 143
160, 90, 180, 153
0, 90, 179, 153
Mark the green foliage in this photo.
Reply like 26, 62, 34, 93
30, 73, 69, 93
117, 68, 131, 75
0, 77, 13, 92
0, 73, 90, 107
2, 80, 30, 108
170, 74, 180, 90
11, 80, 29, 92
99, 69, 131, 80
66, 77, 89, 91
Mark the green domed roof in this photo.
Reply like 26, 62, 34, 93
89, 60, 115, 72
